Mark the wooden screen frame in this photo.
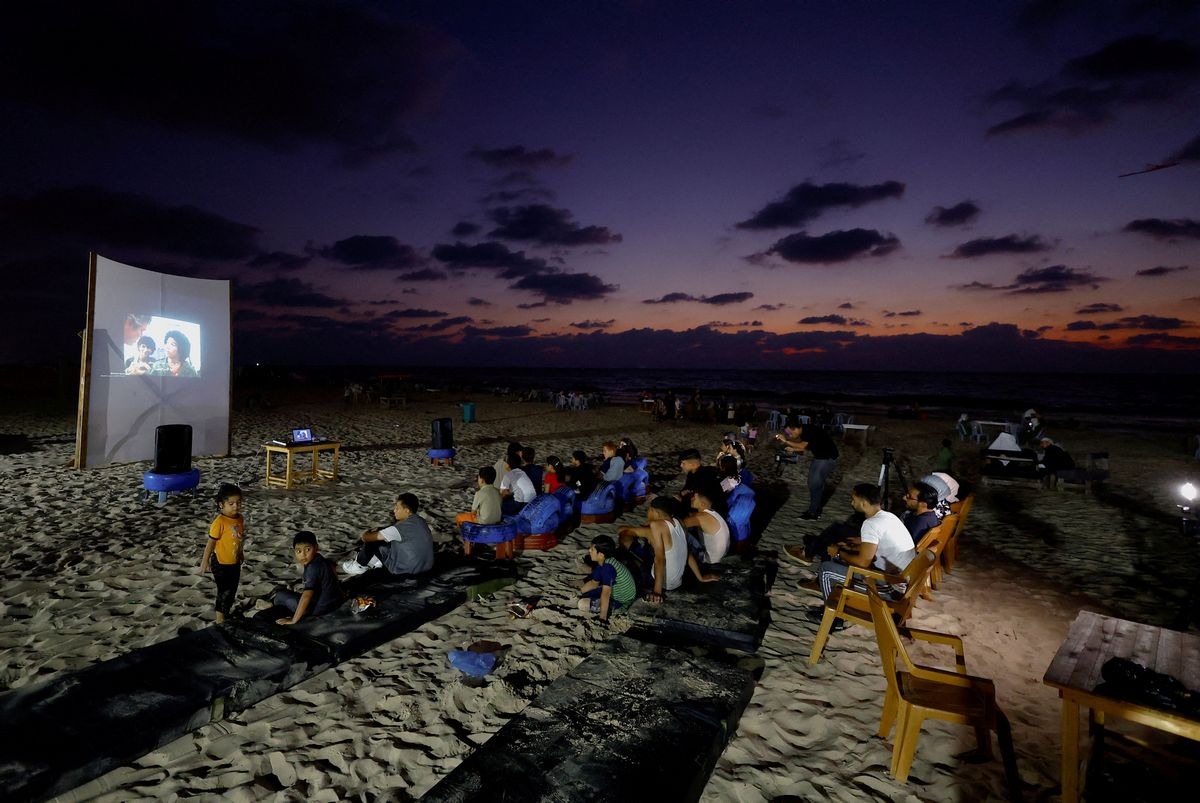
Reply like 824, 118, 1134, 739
73, 252, 98, 469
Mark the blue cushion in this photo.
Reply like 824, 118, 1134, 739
517, 494, 561, 535
461, 516, 519, 544
143, 468, 201, 493
581, 482, 617, 515
427, 448, 457, 459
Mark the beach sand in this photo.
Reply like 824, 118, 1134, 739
2, 395, 1198, 801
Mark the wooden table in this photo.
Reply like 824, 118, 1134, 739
264, 441, 341, 489
1043, 610, 1200, 802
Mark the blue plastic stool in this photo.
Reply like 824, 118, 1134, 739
461, 516, 519, 559
427, 448, 456, 466
143, 468, 201, 505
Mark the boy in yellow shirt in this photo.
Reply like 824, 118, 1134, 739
197, 483, 244, 623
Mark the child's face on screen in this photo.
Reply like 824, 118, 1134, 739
165, 337, 180, 359
219, 495, 242, 518
137, 343, 152, 361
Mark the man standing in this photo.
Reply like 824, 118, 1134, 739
776, 421, 839, 520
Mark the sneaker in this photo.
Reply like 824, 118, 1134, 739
783, 544, 812, 565
340, 559, 368, 576
254, 598, 274, 611
799, 511, 821, 521
367, 555, 384, 569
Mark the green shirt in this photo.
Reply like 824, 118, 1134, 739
599, 557, 637, 607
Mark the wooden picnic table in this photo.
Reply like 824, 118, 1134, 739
1043, 610, 1200, 802
264, 440, 341, 489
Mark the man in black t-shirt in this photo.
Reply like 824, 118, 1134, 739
678, 448, 727, 516
776, 423, 839, 519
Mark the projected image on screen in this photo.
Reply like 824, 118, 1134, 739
119, 314, 202, 378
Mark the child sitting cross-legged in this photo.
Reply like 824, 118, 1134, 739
577, 535, 637, 623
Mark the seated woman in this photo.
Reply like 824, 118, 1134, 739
718, 454, 741, 495
618, 497, 716, 604
543, 456, 566, 493
564, 450, 597, 498
618, 438, 638, 470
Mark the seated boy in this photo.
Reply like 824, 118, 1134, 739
275, 531, 343, 626
577, 535, 637, 623
456, 466, 503, 528
341, 492, 435, 576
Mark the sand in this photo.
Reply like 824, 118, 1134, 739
1, 394, 1198, 802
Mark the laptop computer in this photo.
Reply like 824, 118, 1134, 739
290, 428, 314, 444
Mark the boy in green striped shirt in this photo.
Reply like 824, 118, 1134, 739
577, 535, 637, 623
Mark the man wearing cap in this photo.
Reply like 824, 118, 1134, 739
775, 420, 839, 520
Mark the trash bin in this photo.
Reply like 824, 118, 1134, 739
462, 402, 476, 424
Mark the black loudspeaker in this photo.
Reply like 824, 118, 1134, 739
432, 418, 454, 450
153, 424, 193, 474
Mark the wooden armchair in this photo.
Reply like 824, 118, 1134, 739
866, 585, 1021, 799
808, 546, 938, 665
941, 494, 973, 574
918, 514, 956, 595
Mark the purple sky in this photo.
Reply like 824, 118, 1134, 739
2, 1, 1198, 369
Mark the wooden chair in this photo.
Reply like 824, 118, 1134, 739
808, 546, 938, 666
942, 495, 973, 574
866, 585, 1021, 799
917, 515, 955, 597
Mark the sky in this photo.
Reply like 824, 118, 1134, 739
2, 0, 1199, 370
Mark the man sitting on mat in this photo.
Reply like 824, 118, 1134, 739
341, 492, 434, 577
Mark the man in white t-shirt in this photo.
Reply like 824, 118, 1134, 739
806, 482, 916, 627
500, 456, 537, 514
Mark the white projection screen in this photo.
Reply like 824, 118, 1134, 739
76, 254, 231, 467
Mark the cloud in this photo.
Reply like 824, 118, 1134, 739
736, 180, 905, 230
1111, 315, 1188, 330
707, 320, 765, 328
1124, 218, 1200, 240
1136, 265, 1190, 277
755, 228, 900, 264
468, 145, 573, 170
799, 314, 848, 325
239, 277, 347, 308
1125, 332, 1200, 347
837, 302, 855, 309
1173, 133, 1200, 162
247, 251, 310, 271
0, 186, 259, 259
947, 234, 1052, 258
451, 221, 481, 237
1065, 320, 1098, 331
467, 297, 493, 307
432, 241, 548, 278
569, 319, 616, 330
1076, 302, 1124, 314
925, 201, 981, 227
461, 325, 536, 338
985, 34, 1200, 137
0, 3, 456, 164
487, 204, 622, 247
405, 315, 472, 332
318, 235, 424, 270
1009, 265, 1109, 293
396, 268, 449, 282
883, 310, 922, 317
643, 292, 755, 306
384, 308, 447, 319
754, 303, 788, 311
510, 270, 618, 304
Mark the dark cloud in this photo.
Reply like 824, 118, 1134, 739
569, 319, 616, 330
467, 297, 493, 307
1009, 265, 1109, 293
1136, 265, 1190, 277
1066, 320, 1098, 331
247, 251, 310, 272
1125, 332, 1200, 347
461, 325, 536, 338
405, 315, 472, 332
799, 315, 848, 325
1076, 302, 1125, 314
884, 310, 922, 317
707, 320, 765, 328
0, 3, 455, 164
487, 204, 622, 247
239, 277, 347, 308
1124, 218, 1200, 240
318, 235, 424, 270
837, 302, 855, 309
432, 241, 548, 278
1111, 315, 1188, 330
925, 201, 981, 227
451, 221, 481, 237
756, 229, 900, 264
468, 146, 573, 170
510, 270, 618, 304
1173, 133, 1200, 162
947, 234, 1052, 258
383, 308, 447, 319
986, 34, 1200, 137
396, 268, 449, 282
736, 180, 905, 230
0, 186, 259, 260
754, 303, 788, 311
644, 292, 754, 306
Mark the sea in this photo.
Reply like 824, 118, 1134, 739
244, 366, 1200, 432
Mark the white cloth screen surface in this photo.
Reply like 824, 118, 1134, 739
85, 255, 230, 466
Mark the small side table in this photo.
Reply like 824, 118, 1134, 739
264, 441, 341, 489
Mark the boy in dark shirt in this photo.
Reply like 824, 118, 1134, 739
275, 531, 343, 625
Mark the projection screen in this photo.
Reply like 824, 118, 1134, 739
76, 254, 231, 467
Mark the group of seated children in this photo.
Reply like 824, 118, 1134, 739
199, 483, 438, 628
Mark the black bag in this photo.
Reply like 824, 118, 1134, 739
152, 424, 192, 474
431, 418, 454, 450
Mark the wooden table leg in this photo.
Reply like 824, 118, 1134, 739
331, 446, 339, 481
1061, 697, 1080, 803
285, 452, 294, 489
265, 451, 273, 487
